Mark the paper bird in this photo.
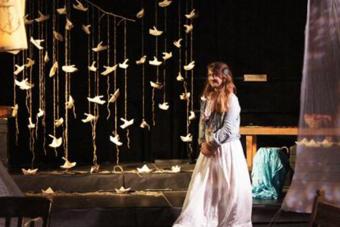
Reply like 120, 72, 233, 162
185, 9, 197, 19
162, 52, 172, 61
22, 168, 38, 175
60, 157, 76, 169
65, 18, 74, 31
171, 165, 181, 173
81, 113, 97, 123
35, 11, 50, 23
87, 95, 106, 105
184, 24, 193, 33
136, 55, 147, 64
11, 104, 18, 117
48, 134, 62, 148
88, 61, 97, 72
184, 61, 195, 71
120, 118, 134, 129
49, 62, 58, 78
189, 111, 196, 121
73, 0, 88, 11
37, 108, 44, 118
54, 118, 64, 127
62, 65, 78, 73
82, 24, 91, 35
28, 117, 35, 129
158, 0, 172, 8
44, 51, 50, 63
92, 41, 108, 52
180, 92, 191, 100
149, 26, 163, 36
53, 31, 64, 42
56, 6, 66, 15
149, 56, 162, 66
115, 186, 131, 194
137, 164, 152, 173
110, 134, 123, 146
30, 37, 44, 50
136, 8, 144, 19
25, 58, 35, 68
15, 79, 34, 90
176, 72, 184, 81
180, 133, 192, 142
14, 64, 25, 75
108, 89, 120, 103
24, 15, 34, 25
140, 119, 150, 130
119, 59, 129, 69
173, 38, 182, 48
150, 81, 163, 89
158, 102, 169, 110
42, 187, 54, 194
101, 64, 118, 76
65, 95, 75, 109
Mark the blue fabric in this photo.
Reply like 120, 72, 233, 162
251, 147, 289, 200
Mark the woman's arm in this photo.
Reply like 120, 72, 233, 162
198, 100, 206, 145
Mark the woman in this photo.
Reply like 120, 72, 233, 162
173, 62, 252, 227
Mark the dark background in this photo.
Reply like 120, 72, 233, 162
0, 0, 307, 169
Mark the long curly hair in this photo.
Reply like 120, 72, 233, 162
202, 62, 236, 113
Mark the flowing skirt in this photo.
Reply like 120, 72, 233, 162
173, 139, 252, 227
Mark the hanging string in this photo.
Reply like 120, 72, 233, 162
188, 0, 194, 157
141, 2, 146, 121
12, 56, 18, 145
152, 0, 159, 126
52, 0, 58, 157
106, 16, 112, 120
123, 20, 131, 149
162, 8, 167, 103
177, 0, 182, 77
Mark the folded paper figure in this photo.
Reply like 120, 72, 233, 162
115, 186, 131, 194
87, 95, 106, 105
162, 51, 172, 61
15, 78, 34, 90
189, 110, 196, 120
176, 72, 184, 81
27, 117, 35, 129
184, 24, 193, 33
140, 119, 150, 130
184, 61, 195, 70
136, 8, 144, 19
65, 95, 74, 109
48, 134, 62, 148
37, 108, 44, 118
44, 51, 49, 63
82, 24, 91, 35
49, 61, 58, 77
136, 55, 147, 64
62, 65, 78, 73
120, 118, 134, 129
171, 165, 181, 173
119, 59, 129, 69
30, 37, 44, 50
149, 56, 162, 66
54, 117, 64, 127
21, 168, 38, 175
42, 187, 54, 194
12, 104, 18, 117
137, 164, 152, 173
65, 18, 73, 31
90, 164, 100, 174
81, 113, 97, 123
185, 9, 197, 19
158, 0, 172, 8
24, 15, 34, 25
13, 64, 25, 75
56, 5, 66, 15
92, 41, 108, 52
25, 58, 35, 68
60, 157, 76, 169
180, 92, 190, 101
108, 89, 120, 103
158, 102, 169, 110
150, 81, 163, 89
149, 26, 163, 36
180, 133, 192, 142
73, 0, 88, 12
35, 11, 49, 23
88, 61, 97, 72
101, 64, 117, 76
109, 134, 123, 146
53, 31, 64, 42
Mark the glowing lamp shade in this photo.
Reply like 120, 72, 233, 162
0, 0, 27, 53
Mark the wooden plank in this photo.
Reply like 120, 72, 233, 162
240, 126, 298, 135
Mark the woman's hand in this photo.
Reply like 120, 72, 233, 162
200, 142, 216, 157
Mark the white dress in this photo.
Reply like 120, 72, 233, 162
173, 94, 252, 227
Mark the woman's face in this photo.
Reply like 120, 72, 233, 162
208, 70, 224, 88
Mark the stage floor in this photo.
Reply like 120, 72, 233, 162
11, 162, 310, 227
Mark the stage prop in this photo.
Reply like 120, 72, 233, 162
282, 0, 340, 213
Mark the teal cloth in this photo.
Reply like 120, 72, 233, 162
251, 147, 289, 200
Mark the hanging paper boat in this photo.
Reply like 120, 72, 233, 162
109, 134, 123, 146
108, 89, 120, 103
82, 24, 91, 35
73, 0, 88, 12
136, 55, 147, 64
149, 26, 163, 36
158, 0, 172, 8
30, 37, 44, 50
87, 95, 106, 105
81, 113, 97, 123
24, 15, 34, 25
48, 134, 62, 148
136, 8, 144, 19
115, 186, 131, 194
180, 92, 191, 100
101, 64, 117, 76
140, 119, 150, 130
44, 51, 50, 63
150, 81, 163, 89
42, 187, 55, 194
180, 133, 192, 142
189, 111, 196, 120
88, 61, 97, 72
171, 165, 181, 173
137, 164, 152, 173
184, 24, 193, 34
149, 56, 162, 66
62, 65, 78, 73
173, 38, 182, 48
53, 31, 64, 42
49, 62, 58, 77
176, 72, 184, 81
13, 64, 25, 75
65, 95, 75, 109
35, 11, 49, 23
120, 118, 134, 129
65, 18, 74, 31
162, 52, 172, 61
119, 59, 129, 69
90, 164, 100, 174
60, 157, 77, 169
25, 58, 35, 68
158, 102, 169, 110
185, 9, 197, 19
37, 108, 44, 118
28, 117, 35, 129
320, 139, 334, 148
184, 61, 195, 71
56, 5, 66, 15
200, 96, 207, 101
22, 168, 38, 175
15, 78, 34, 90
54, 118, 64, 127
92, 41, 108, 52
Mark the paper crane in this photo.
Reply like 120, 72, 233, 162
184, 24, 193, 33
14, 64, 25, 75
136, 55, 147, 64
73, 0, 88, 11
158, 0, 172, 8
15, 79, 34, 90
62, 65, 78, 73
149, 56, 162, 66
60, 157, 76, 169
162, 52, 172, 61
185, 9, 197, 19
30, 37, 44, 50
92, 41, 108, 52
53, 31, 64, 42
88, 61, 97, 72
101, 64, 118, 76
180, 133, 192, 142
150, 81, 163, 89
120, 118, 134, 129
35, 11, 49, 23
82, 24, 91, 35
54, 118, 64, 127
149, 26, 163, 36
136, 8, 144, 19
158, 102, 170, 110
119, 59, 129, 69
109, 134, 123, 146
108, 89, 120, 103
140, 119, 150, 130
81, 113, 97, 123
87, 95, 106, 105
184, 61, 195, 71
48, 134, 62, 148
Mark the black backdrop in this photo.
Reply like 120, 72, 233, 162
0, 0, 307, 169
